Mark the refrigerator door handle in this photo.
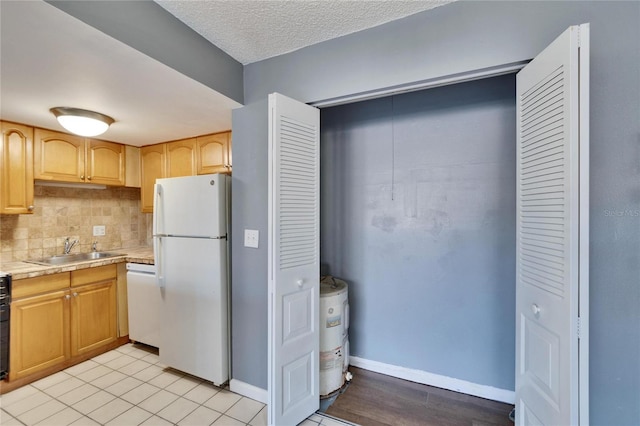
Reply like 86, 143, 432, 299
155, 236, 165, 288
153, 183, 163, 236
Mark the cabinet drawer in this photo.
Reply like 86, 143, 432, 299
12, 273, 70, 299
71, 264, 117, 287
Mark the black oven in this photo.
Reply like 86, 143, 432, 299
0, 272, 10, 380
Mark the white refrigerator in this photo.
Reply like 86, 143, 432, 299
153, 174, 229, 386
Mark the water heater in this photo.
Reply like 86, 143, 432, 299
319, 276, 350, 397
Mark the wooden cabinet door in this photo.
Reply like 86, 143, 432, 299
87, 140, 125, 186
197, 132, 231, 174
166, 138, 197, 178
140, 144, 166, 213
34, 129, 85, 182
9, 290, 71, 381
1, 121, 34, 214
70, 280, 117, 357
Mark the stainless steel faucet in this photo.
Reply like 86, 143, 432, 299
92, 241, 98, 252
64, 237, 78, 254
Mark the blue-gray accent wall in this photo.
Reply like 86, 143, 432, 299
236, 2, 640, 424
321, 74, 517, 391
230, 99, 269, 389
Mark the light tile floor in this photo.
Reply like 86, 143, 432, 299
0, 343, 351, 426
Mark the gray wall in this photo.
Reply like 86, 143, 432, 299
230, 99, 269, 389
237, 2, 640, 424
321, 75, 517, 390
48, 0, 244, 104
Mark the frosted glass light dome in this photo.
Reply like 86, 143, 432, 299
50, 107, 114, 137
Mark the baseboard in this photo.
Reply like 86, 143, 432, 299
349, 356, 515, 404
229, 379, 268, 404
228, 359, 514, 406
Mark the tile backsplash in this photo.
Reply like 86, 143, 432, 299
0, 185, 151, 264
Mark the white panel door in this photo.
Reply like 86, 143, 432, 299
515, 24, 589, 425
268, 93, 320, 426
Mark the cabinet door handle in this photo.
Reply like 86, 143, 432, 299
27, 205, 34, 211
87, 176, 92, 181
73, 292, 78, 297
80, 175, 85, 180
65, 295, 71, 300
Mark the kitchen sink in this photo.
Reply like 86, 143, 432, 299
26, 252, 125, 266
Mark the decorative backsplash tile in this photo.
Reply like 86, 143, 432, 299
0, 185, 152, 264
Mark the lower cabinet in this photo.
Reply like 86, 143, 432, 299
9, 289, 70, 381
71, 279, 117, 357
9, 265, 117, 382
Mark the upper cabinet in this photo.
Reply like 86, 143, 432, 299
140, 131, 231, 213
86, 140, 125, 186
140, 144, 166, 213
166, 138, 197, 178
197, 132, 231, 175
0, 121, 34, 214
34, 129, 125, 186
34, 129, 85, 182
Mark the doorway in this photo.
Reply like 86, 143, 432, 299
318, 74, 517, 422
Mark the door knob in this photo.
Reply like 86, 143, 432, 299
65, 295, 71, 300
531, 303, 541, 316
296, 279, 304, 288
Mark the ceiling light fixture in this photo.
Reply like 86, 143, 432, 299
50, 107, 115, 137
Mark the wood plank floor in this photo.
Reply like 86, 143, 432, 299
324, 367, 514, 426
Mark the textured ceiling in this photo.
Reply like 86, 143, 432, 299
155, 0, 454, 65
1, 0, 455, 147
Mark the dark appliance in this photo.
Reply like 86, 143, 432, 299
0, 272, 10, 380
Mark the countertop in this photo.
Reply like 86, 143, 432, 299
0, 246, 154, 280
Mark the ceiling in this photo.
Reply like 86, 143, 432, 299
0, 0, 452, 147
155, 0, 453, 65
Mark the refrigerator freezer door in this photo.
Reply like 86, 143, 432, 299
158, 236, 228, 385
154, 174, 226, 238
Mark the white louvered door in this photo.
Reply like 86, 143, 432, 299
515, 24, 589, 425
268, 93, 320, 426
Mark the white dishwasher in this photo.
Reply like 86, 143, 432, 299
126, 263, 161, 348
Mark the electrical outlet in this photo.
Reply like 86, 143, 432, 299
93, 225, 106, 236
244, 229, 259, 248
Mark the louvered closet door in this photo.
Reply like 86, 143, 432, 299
268, 93, 320, 426
515, 24, 589, 426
